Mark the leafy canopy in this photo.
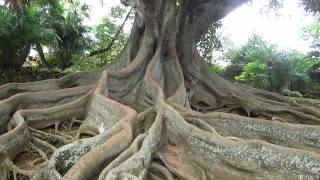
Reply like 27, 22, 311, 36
93, 5, 131, 65
225, 34, 309, 92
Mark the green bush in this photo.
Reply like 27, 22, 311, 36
307, 59, 320, 83
224, 33, 312, 94
63, 55, 99, 73
211, 64, 225, 74
0, 5, 39, 67
224, 63, 243, 80
35, 0, 91, 69
304, 83, 320, 99
235, 62, 270, 90
282, 89, 303, 98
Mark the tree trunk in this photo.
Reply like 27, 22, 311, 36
35, 43, 54, 71
1, 0, 320, 179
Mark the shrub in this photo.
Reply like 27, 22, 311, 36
282, 89, 303, 98
235, 62, 270, 90
304, 83, 320, 99
0, 5, 39, 67
211, 64, 225, 75
63, 55, 99, 73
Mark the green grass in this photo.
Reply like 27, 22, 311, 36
289, 97, 320, 104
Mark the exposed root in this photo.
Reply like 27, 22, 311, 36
4, 158, 34, 178
69, 118, 83, 130
29, 127, 71, 145
98, 134, 146, 180
148, 162, 175, 180
30, 143, 48, 161
63, 128, 133, 179
184, 56, 320, 124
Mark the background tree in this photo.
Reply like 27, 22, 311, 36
92, 5, 131, 65
1, 0, 320, 180
197, 22, 223, 63
0, 4, 38, 67
298, 16, 320, 98
224, 33, 274, 79
41, 0, 91, 69
303, 16, 320, 83
225, 33, 312, 96
0, 0, 91, 69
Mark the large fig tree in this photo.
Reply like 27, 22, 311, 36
1, 0, 320, 179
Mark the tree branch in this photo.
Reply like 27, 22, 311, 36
89, 8, 133, 57
193, 0, 249, 41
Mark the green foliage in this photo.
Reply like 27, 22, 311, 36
197, 22, 223, 63
110, 5, 128, 19
224, 34, 273, 79
0, 0, 91, 69
225, 34, 272, 80
37, 0, 91, 68
302, 20, 320, 52
235, 62, 270, 89
282, 89, 303, 98
0, 1, 130, 71
63, 55, 99, 73
295, 18, 320, 98
304, 82, 320, 99
226, 34, 274, 65
0, 4, 39, 66
268, 0, 320, 14
268, 50, 309, 92
299, 0, 320, 13
229, 33, 320, 98
307, 59, 320, 82
224, 64, 243, 80
302, 16, 320, 83
211, 64, 225, 75
225, 33, 311, 94
93, 5, 130, 65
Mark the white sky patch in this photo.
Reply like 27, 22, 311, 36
80, 0, 119, 25
221, 0, 314, 53
80, 0, 133, 36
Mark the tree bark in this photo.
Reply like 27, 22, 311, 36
35, 43, 54, 71
1, 0, 320, 179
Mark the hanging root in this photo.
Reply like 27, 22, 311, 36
7, 159, 34, 178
